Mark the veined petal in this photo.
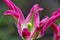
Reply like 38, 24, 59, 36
30, 17, 49, 39
52, 8, 60, 16
58, 23, 60, 36
4, 10, 19, 20
17, 18, 30, 39
25, 4, 43, 23
43, 15, 60, 32
4, 10, 24, 23
4, 0, 23, 13
51, 23, 60, 40
39, 16, 49, 27
51, 23, 58, 35
4, 0, 15, 10
43, 8, 60, 32
16, 22, 23, 38
4, 0, 25, 22
38, 16, 49, 38
34, 8, 42, 27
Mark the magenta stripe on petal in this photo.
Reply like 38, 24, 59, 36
51, 23, 58, 35
38, 16, 49, 38
52, 8, 60, 16
22, 28, 30, 38
4, 0, 25, 22
4, 10, 19, 19
34, 8, 43, 27
4, 0, 15, 10
43, 15, 60, 32
39, 16, 49, 27
25, 4, 43, 23
16, 22, 23, 38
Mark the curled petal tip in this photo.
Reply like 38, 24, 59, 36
33, 4, 39, 7
31, 4, 43, 13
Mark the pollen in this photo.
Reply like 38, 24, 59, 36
27, 22, 32, 27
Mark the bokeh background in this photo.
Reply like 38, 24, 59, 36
0, 0, 59, 40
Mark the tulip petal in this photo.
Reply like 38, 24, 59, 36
58, 23, 60, 36
4, 0, 23, 13
43, 8, 60, 32
34, 9, 40, 27
4, 10, 19, 20
39, 16, 49, 27
38, 16, 49, 38
4, 0, 25, 22
17, 18, 31, 39
4, 0, 15, 10
51, 23, 60, 40
25, 4, 43, 24
51, 23, 58, 35
43, 15, 60, 32
30, 17, 49, 39
16, 22, 23, 38
52, 8, 60, 16
4, 10, 24, 23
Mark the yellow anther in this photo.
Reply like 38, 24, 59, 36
27, 22, 32, 27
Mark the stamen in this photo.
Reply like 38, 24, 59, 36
27, 22, 32, 27
26, 22, 32, 31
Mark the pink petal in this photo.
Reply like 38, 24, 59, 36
4, 0, 23, 13
16, 22, 23, 38
4, 10, 25, 23
30, 27, 40, 38
51, 23, 60, 40
43, 15, 60, 32
39, 29, 44, 38
39, 16, 49, 27
51, 23, 58, 35
4, 0, 25, 22
43, 8, 60, 33
58, 23, 60, 36
4, 10, 19, 20
52, 8, 60, 16
34, 8, 43, 27
38, 16, 49, 38
30, 17, 48, 38
4, 0, 15, 10
56, 36, 60, 40
25, 4, 43, 23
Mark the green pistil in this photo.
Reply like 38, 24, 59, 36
27, 22, 32, 32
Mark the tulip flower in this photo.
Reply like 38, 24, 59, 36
3, 0, 49, 40
51, 23, 60, 40
3, 0, 60, 40
42, 8, 60, 40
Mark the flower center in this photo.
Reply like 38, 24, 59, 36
26, 22, 33, 32
27, 22, 32, 27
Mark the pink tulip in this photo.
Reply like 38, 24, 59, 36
51, 23, 60, 40
3, 0, 60, 40
42, 8, 60, 32
42, 8, 60, 40
3, 0, 47, 40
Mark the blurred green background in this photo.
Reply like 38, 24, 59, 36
0, 0, 59, 40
